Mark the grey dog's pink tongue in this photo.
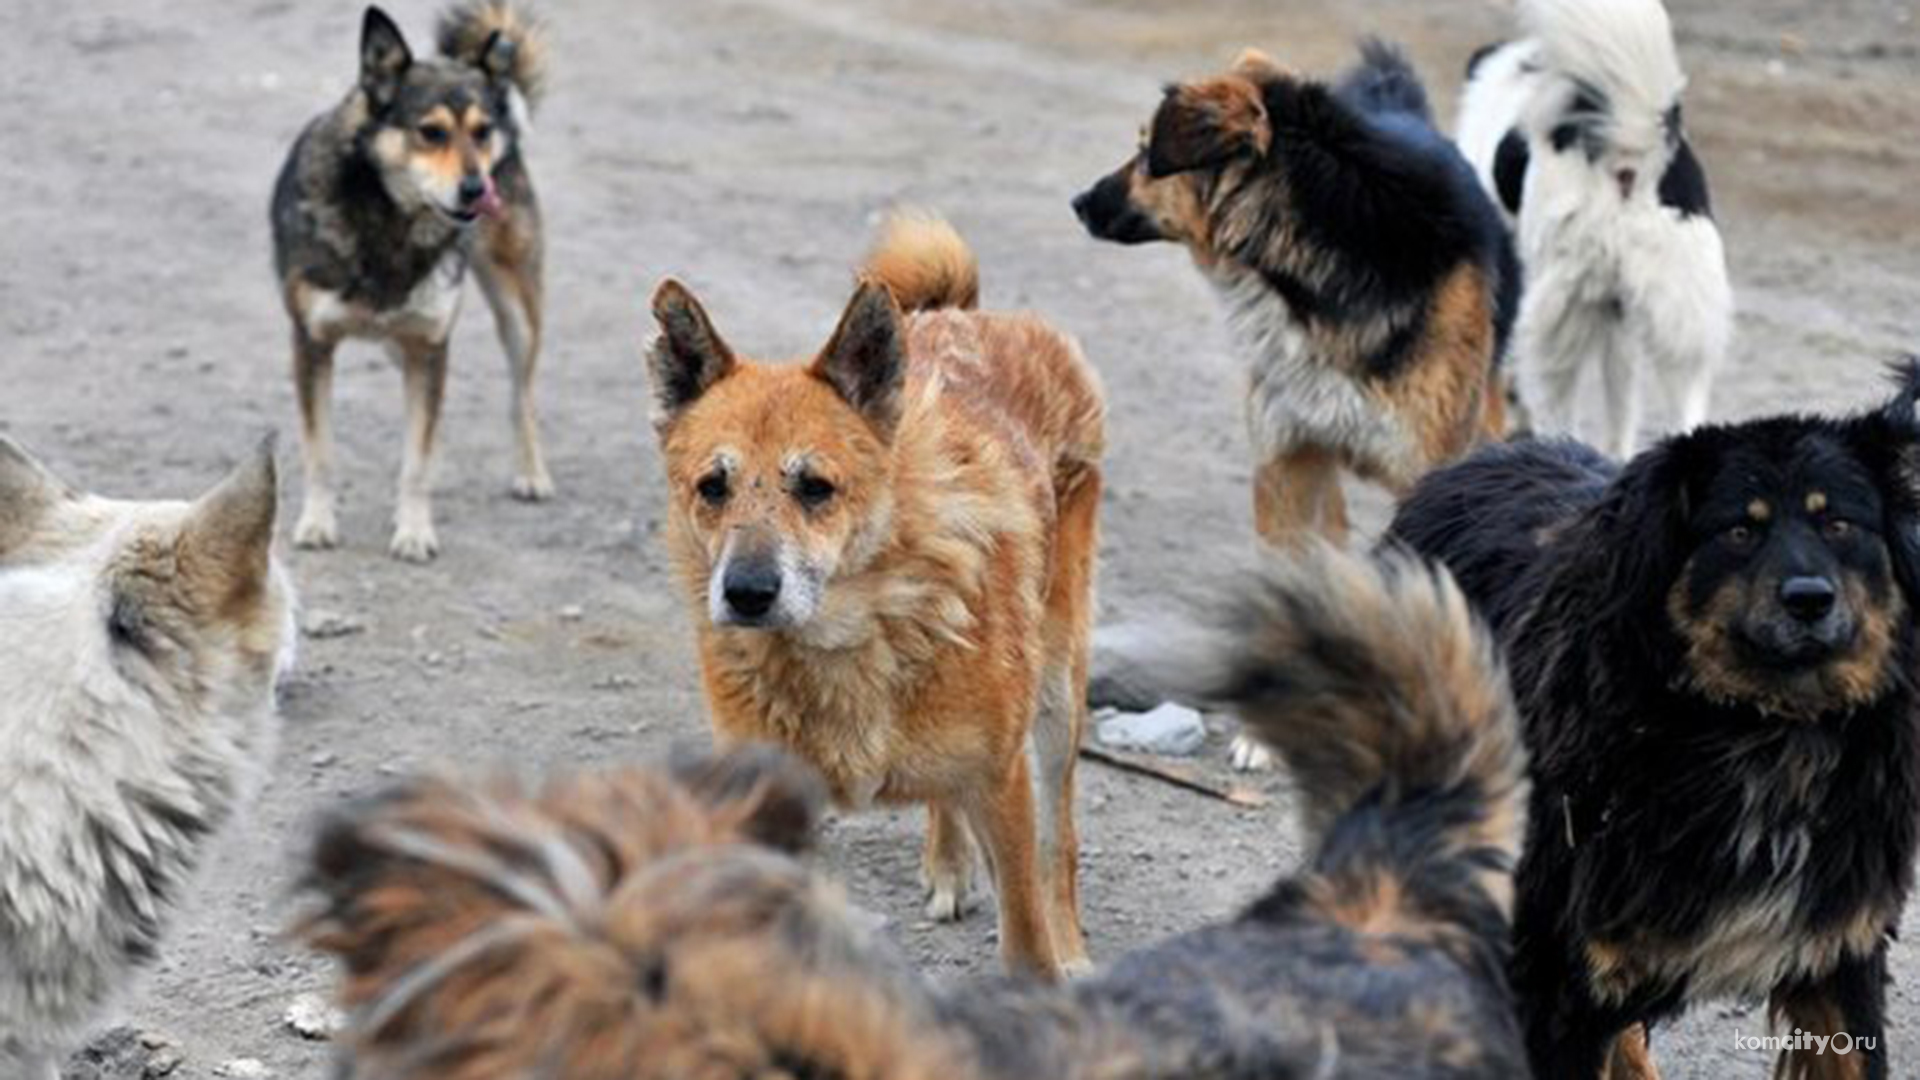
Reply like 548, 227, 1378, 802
476, 177, 504, 219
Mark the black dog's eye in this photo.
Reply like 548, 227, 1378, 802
1725, 524, 1757, 547
695, 473, 729, 506
418, 124, 451, 147
1824, 518, 1854, 540
472, 122, 494, 143
794, 475, 836, 509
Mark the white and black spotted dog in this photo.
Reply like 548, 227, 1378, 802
1457, 0, 1733, 459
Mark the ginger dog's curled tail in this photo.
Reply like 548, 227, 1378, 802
437, 0, 549, 109
1183, 545, 1529, 936
860, 212, 980, 313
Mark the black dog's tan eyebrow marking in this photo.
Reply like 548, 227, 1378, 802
1747, 499, 1771, 522
1806, 492, 1829, 514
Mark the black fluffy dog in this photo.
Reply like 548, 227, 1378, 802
1388, 365, 1920, 1079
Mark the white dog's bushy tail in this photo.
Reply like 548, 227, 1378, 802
1523, 0, 1684, 148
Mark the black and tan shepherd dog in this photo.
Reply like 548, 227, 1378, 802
299, 547, 1531, 1079
1389, 364, 1920, 1079
1074, 41, 1519, 546
271, 2, 551, 563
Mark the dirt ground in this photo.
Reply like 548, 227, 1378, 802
5, 0, 1919, 1076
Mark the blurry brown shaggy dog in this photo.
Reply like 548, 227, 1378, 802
299, 547, 1532, 1080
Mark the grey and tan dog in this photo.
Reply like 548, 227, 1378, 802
271, 1, 551, 562
0, 438, 295, 1080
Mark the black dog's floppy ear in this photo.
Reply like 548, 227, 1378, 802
811, 282, 907, 437
1847, 357, 1920, 596
1147, 75, 1272, 178
1585, 433, 1712, 628
360, 6, 412, 109
647, 280, 738, 427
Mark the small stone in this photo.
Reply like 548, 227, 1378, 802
300, 610, 366, 639
213, 1060, 271, 1079
1097, 702, 1207, 757
285, 991, 346, 1040
557, 604, 585, 622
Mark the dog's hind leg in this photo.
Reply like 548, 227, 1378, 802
390, 335, 449, 562
920, 803, 976, 922
1769, 946, 1887, 1080
292, 328, 342, 549
475, 218, 553, 501
1252, 446, 1348, 547
1600, 336, 1646, 461
1032, 464, 1099, 974
1601, 1025, 1662, 1080
963, 755, 1059, 979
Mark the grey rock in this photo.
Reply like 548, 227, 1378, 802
1097, 702, 1207, 757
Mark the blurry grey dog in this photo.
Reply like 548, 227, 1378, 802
271, 2, 551, 562
0, 438, 295, 1080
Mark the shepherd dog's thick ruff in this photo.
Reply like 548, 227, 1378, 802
644, 214, 1104, 978
300, 546, 1532, 1079
271, 1, 552, 562
0, 439, 294, 1080
1390, 366, 1920, 1079
1075, 40, 1519, 545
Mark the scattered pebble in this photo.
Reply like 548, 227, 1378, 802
300, 609, 367, 639
1097, 702, 1207, 757
557, 604, 586, 622
213, 1060, 271, 1079
284, 991, 347, 1041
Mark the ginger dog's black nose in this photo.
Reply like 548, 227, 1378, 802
724, 561, 782, 619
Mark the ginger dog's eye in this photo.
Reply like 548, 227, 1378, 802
696, 473, 729, 505
794, 475, 836, 509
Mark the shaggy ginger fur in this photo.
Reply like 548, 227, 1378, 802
644, 213, 1105, 978
301, 547, 1531, 1079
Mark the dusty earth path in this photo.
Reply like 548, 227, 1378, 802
4, 0, 1918, 1076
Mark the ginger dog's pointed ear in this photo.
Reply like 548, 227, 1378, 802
647, 280, 737, 427
811, 282, 906, 436
1147, 76, 1271, 178
359, 6, 413, 109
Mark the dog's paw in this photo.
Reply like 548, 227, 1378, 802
1229, 733, 1273, 772
388, 525, 440, 563
511, 469, 555, 502
293, 509, 340, 550
924, 879, 972, 922
1057, 954, 1096, 980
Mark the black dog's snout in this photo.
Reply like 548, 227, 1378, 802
1780, 576, 1838, 623
1071, 190, 1093, 225
458, 174, 488, 204
723, 561, 782, 619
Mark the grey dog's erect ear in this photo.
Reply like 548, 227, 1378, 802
0, 436, 74, 553
360, 6, 413, 108
647, 280, 738, 426
180, 436, 279, 600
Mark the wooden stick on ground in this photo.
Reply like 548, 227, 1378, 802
1079, 745, 1270, 809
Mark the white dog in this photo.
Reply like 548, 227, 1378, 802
0, 437, 295, 1080
1457, 0, 1733, 458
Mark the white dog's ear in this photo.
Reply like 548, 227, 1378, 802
0, 436, 73, 551
648, 279, 738, 427
812, 282, 906, 436
181, 437, 279, 598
